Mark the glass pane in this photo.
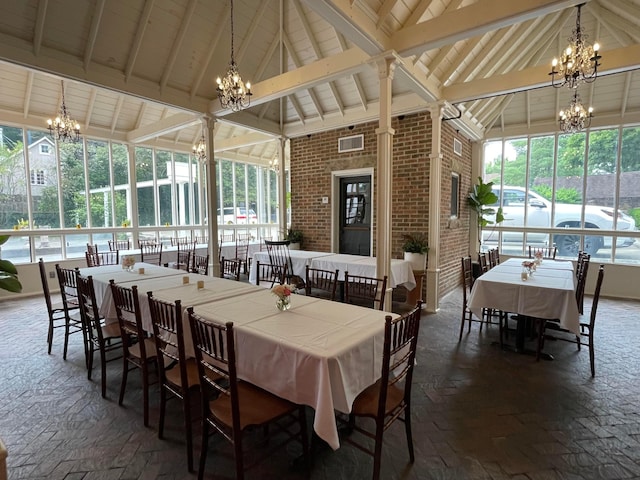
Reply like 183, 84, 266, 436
27, 130, 61, 229
112, 143, 130, 226
4, 235, 32, 264
64, 233, 89, 259
60, 141, 86, 228
174, 152, 191, 225
618, 126, 640, 263
135, 147, 155, 226
34, 229, 61, 261
247, 164, 258, 224
0, 126, 27, 230
219, 159, 233, 224
87, 139, 111, 227
235, 163, 247, 223
156, 150, 172, 225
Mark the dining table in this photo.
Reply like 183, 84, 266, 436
79, 263, 396, 450
249, 250, 417, 290
467, 257, 580, 355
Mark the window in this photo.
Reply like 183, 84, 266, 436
30, 169, 45, 185
39, 144, 50, 154
450, 173, 460, 218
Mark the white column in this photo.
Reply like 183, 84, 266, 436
204, 116, 219, 277
375, 56, 396, 311
426, 104, 444, 313
277, 137, 287, 238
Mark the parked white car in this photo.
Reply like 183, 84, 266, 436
484, 186, 636, 256
217, 207, 258, 224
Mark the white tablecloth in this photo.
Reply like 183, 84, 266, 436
248, 250, 335, 285
310, 254, 417, 290
192, 289, 394, 450
468, 257, 580, 334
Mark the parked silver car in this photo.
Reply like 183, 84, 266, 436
484, 186, 636, 256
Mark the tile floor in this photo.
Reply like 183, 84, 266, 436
1, 286, 640, 479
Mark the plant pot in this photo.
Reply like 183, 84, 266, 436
404, 252, 426, 271
289, 242, 301, 250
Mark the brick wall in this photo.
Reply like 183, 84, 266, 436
289, 112, 473, 300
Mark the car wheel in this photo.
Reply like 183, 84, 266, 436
583, 235, 601, 256
554, 234, 580, 257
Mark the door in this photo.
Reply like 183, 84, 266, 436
339, 176, 371, 255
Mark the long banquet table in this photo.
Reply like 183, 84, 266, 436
79, 263, 395, 450
467, 257, 580, 342
250, 250, 417, 290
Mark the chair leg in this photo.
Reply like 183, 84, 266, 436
404, 405, 415, 463
183, 391, 194, 472
372, 419, 384, 480
458, 311, 466, 341
535, 319, 546, 362
119, 358, 129, 406
589, 336, 595, 377
141, 362, 150, 427
158, 386, 167, 439
234, 429, 245, 480
47, 317, 54, 354
198, 421, 209, 480
87, 343, 95, 380
100, 347, 108, 398
63, 317, 71, 360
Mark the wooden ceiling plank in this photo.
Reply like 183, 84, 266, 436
444, 44, 640, 103
620, 71, 632, 117
236, 1, 270, 64
84, 0, 106, 72
439, 34, 483, 86
392, 0, 580, 57
190, 3, 230, 100
127, 112, 200, 143
453, 26, 511, 84
84, 88, 97, 130
404, 0, 434, 27
376, 0, 399, 29
134, 102, 147, 130
283, 32, 325, 119
23, 71, 34, 119
335, 31, 367, 110
110, 95, 124, 134
289, 94, 307, 124
160, 0, 199, 91
125, 0, 156, 82
33, 0, 48, 57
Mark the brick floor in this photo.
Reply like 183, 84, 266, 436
1, 288, 639, 479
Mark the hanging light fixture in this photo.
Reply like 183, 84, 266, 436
269, 152, 279, 172
192, 132, 207, 163
216, 0, 252, 112
549, 3, 601, 89
558, 90, 593, 133
46, 80, 81, 142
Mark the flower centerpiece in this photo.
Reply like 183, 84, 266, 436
521, 260, 536, 279
271, 284, 294, 311
533, 249, 544, 264
122, 255, 136, 272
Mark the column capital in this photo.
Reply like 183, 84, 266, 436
375, 54, 398, 81
375, 126, 396, 136
428, 102, 446, 120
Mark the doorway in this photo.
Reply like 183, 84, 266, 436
338, 175, 371, 255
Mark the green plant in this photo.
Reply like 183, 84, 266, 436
285, 228, 303, 243
401, 232, 429, 254
467, 177, 504, 251
0, 235, 22, 293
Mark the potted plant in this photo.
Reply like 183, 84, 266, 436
467, 177, 504, 253
401, 232, 429, 271
285, 228, 303, 250
0, 235, 22, 293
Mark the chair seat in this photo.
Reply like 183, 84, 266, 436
209, 381, 296, 430
165, 358, 200, 389
352, 379, 405, 417
101, 322, 121, 339
128, 338, 158, 360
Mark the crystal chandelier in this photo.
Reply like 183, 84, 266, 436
46, 80, 81, 142
192, 133, 207, 163
549, 3, 601, 89
216, 0, 252, 112
558, 90, 593, 133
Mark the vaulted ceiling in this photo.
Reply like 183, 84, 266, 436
0, 0, 639, 166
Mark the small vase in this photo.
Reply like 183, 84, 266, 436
126, 264, 135, 272
276, 296, 291, 311
521, 267, 529, 281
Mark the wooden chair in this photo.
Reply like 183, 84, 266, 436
54, 264, 87, 362
264, 239, 303, 288
147, 294, 200, 472
337, 301, 423, 480
76, 272, 122, 398
140, 242, 163, 265
233, 237, 250, 274
190, 254, 209, 275
528, 245, 557, 260
108, 239, 131, 251
536, 265, 604, 376
305, 265, 339, 301
40, 259, 79, 356
85, 250, 120, 267
220, 256, 242, 281
344, 272, 387, 310
194, 235, 208, 245
170, 236, 189, 247
255, 261, 287, 288
86, 243, 98, 254
187, 309, 309, 480
477, 252, 490, 274
458, 256, 498, 341
575, 252, 591, 314
173, 240, 196, 270
487, 248, 499, 268
110, 281, 157, 427
219, 232, 235, 244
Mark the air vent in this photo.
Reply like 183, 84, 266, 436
338, 134, 364, 153
453, 138, 462, 156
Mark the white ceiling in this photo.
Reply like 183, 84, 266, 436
0, 0, 638, 164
